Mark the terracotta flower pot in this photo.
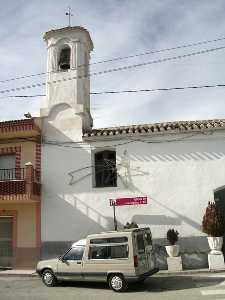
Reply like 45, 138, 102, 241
165, 244, 180, 257
207, 236, 223, 255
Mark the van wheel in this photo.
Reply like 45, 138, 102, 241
108, 274, 128, 292
42, 269, 57, 287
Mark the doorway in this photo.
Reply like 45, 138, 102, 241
214, 186, 225, 259
0, 217, 13, 268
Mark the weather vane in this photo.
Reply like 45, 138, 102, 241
66, 6, 73, 27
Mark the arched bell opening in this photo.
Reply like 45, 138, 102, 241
58, 46, 71, 71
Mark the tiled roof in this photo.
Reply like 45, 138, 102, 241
83, 119, 225, 139
0, 119, 38, 133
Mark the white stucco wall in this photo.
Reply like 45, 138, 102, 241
40, 26, 225, 256
41, 128, 225, 243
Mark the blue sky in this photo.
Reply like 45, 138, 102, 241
1, 0, 225, 128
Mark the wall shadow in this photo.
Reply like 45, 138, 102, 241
132, 215, 181, 226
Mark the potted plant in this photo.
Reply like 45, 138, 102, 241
202, 201, 225, 255
165, 228, 180, 257
124, 221, 139, 229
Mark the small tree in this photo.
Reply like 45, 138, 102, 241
202, 201, 225, 236
167, 229, 179, 245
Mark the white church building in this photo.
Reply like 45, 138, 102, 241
40, 25, 225, 269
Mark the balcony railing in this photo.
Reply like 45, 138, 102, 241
0, 168, 25, 181
0, 168, 40, 182
0, 166, 41, 197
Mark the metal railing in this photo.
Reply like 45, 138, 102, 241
0, 168, 41, 196
0, 168, 25, 181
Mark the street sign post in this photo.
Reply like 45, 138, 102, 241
109, 197, 148, 230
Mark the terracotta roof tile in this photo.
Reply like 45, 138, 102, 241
0, 119, 38, 134
83, 119, 225, 139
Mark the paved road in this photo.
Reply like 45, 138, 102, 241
1, 272, 225, 300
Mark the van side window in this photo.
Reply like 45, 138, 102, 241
63, 246, 84, 261
88, 244, 129, 259
136, 235, 145, 254
90, 237, 128, 244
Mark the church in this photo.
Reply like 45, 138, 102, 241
1, 25, 225, 269
39, 25, 225, 269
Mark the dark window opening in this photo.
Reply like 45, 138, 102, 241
95, 150, 117, 187
214, 187, 225, 261
59, 47, 71, 70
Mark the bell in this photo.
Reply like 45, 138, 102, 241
59, 47, 71, 70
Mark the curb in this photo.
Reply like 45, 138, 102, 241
156, 268, 225, 276
0, 271, 38, 277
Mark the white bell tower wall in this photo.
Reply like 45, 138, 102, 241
41, 27, 94, 136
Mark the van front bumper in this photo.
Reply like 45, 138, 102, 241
125, 267, 159, 282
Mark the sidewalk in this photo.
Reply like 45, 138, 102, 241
0, 269, 37, 277
1, 268, 225, 277
157, 268, 225, 276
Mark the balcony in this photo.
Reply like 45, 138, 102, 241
0, 163, 41, 203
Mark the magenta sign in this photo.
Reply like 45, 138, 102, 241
111, 197, 148, 206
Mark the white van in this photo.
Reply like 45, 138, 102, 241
36, 227, 158, 292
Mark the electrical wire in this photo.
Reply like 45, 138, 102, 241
1, 44, 225, 95
42, 132, 202, 150
0, 125, 217, 149
2, 83, 225, 100
1, 35, 225, 84
90, 83, 225, 95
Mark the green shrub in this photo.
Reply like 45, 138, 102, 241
167, 228, 179, 245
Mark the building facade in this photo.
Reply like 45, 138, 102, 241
39, 25, 225, 269
0, 119, 41, 268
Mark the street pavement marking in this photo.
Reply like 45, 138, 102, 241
193, 275, 225, 297
201, 290, 225, 295
208, 274, 225, 278
193, 278, 225, 287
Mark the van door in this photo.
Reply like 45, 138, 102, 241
144, 230, 155, 271
57, 246, 84, 281
134, 230, 154, 274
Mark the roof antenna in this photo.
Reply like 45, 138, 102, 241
65, 6, 73, 27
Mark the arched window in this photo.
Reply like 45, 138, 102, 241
58, 46, 71, 70
95, 150, 117, 187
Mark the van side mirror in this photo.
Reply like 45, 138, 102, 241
58, 255, 66, 262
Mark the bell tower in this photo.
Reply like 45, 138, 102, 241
41, 26, 94, 137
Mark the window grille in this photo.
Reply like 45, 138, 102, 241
95, 150, 117, 187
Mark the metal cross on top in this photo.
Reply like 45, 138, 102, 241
66, 6, 73, 27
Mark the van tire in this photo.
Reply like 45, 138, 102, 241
108, 274, 128, 292
42, 269, 57, 287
